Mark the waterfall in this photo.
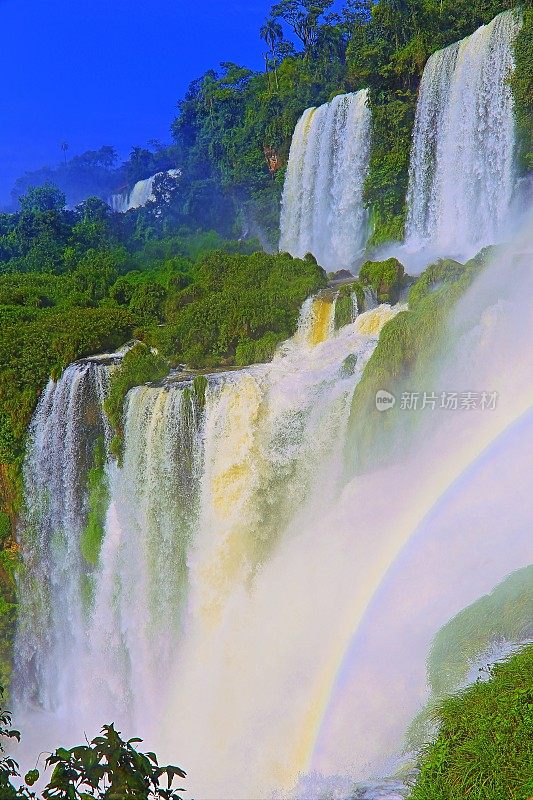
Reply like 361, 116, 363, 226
363, 286, 378, 311
13, 299, 400, 767
279, 90, 371, 272
14, 361, 110, 712
111, 168, 181, 213
12, 222, 533, 798
296, 294, 337, 347
405, 11, 521, 257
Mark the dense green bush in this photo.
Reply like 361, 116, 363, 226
359, 257, 406, 303
144, 250, 326, 368
410, 645, 533, 800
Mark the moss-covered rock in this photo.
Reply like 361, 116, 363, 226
344, 250, 493, 476
341, 353, 359, 377
359, 257, 405, 303
406, 566, 533, 750
334, 281, 365, 330
192, 374, 208, 411
408, 258, 465, 308
510, 8, 533, 173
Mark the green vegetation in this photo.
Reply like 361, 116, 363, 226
359, 257, 406, 303
410, 645, 533, 800
344, 249, 497, 474
407, 258, 465, 308
80, 439, 111, 567
334, 282, 365, 329
428, 566, 533, 697
143, 249, 326, 368
510, 9, 533, 171
0, 696, 187, 799
406, 567, 533, 749
104, 345, 169, 462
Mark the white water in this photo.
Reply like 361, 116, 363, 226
111, 168, 181, 213
14, 299, 402, 791
279, 91, 371, 272
405, 11, 521, 259
14, 361, 110, 712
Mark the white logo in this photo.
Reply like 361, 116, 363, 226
376, 390, 396, 412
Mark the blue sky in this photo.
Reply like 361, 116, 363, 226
0, 0, 274, 205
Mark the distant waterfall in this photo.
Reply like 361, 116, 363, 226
111, 168, 181, 213
405, 11, 521, 256
14, 361, 110, 712
279, 90, 371, 272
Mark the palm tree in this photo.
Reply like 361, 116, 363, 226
260, 19, 283, 89
61, 141, 69, 164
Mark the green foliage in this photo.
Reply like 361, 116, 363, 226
0, 700, 187, 799
80, 439, 110, 567
148, 250, 326, 368
344, 251, 490, 475
510, 9, 533, 172
0, 688, 34, 799
42, 724, 186, 799
359, 257, 405, 302
410, 645, 533, 800
235, 331, 286, 365
18, 185, 66, 214
333, 281, 365, 329
363, 94, 417, 247
0, 545, 17, 694
104, 344, 169, 460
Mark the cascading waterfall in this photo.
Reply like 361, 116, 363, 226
405, 10, 521, 257
14, 361, 110, 712
279, 90, 371, 272
12, 225, 533, 798
78, 384, 204, 727
111, 168, 181, 213
13, 297, 400, 772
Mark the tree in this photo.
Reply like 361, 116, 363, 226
269, 0, 334, 55
60, 142, 69, 165
0, 690, 186, 799
260, 18, 283, 88
42, 725, 186, 800
18, 185, 66, 214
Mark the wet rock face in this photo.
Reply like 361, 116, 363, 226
330, 269, 355, 283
